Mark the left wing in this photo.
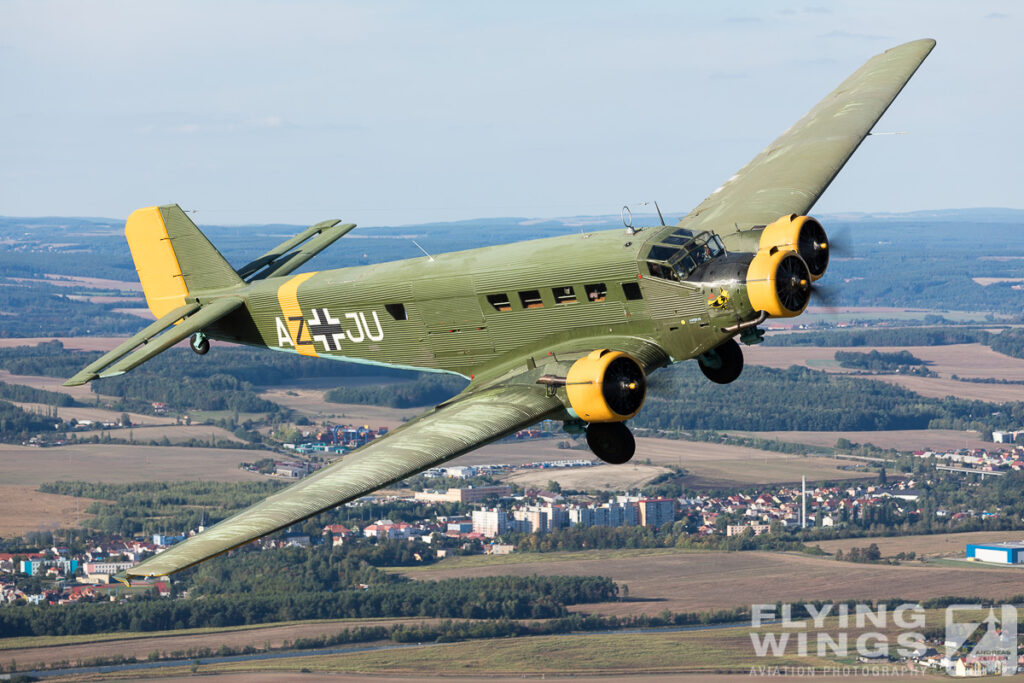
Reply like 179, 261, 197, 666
681, 38, 935, 236
117, 381, 565, 581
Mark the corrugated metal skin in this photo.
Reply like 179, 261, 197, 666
471, 262, 638, 293
124, 385, 565, 579
427, 329, 493, 360
420, 297, 486, 328
486, 302, 627, 354
240, 228, 657, 374
643, 285, 706, 319
159, 206, 242, 291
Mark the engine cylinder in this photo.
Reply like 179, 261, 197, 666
565, 350, 646, 422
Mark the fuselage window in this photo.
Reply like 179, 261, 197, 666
584, 283, 607, 302
622, 282, 643, 301
552, 286, 577, 304
385, 303, 408, 321
518, 290, 544, 308
486, 293, 512, 311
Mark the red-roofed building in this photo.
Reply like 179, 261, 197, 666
323, 524, 355, 546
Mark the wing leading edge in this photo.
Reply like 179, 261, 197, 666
116, 382, 566, 581
682, 38, 935, 235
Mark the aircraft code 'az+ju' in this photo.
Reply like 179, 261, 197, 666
275, 308, 384, 351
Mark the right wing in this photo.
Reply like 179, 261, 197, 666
117, 381, 565, 581
116, 334, 671, 582
681, 38, 935, 236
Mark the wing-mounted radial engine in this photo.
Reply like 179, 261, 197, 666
538, 350, 646, 465
740, 214, 830, 318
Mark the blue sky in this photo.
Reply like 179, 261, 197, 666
1, 1, 1020, 226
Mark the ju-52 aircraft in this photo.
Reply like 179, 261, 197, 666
66, 39, 935, 582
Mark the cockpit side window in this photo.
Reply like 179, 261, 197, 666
647, 262, 678, 281
647, 245, 677, 261
644, 230, 724, 282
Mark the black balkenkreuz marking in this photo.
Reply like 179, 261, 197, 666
307, 308, 345, 351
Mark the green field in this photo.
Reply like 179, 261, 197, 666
92, 612, 965, 679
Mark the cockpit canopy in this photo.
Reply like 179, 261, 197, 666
645, 229, 726, 282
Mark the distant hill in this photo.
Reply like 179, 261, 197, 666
819, 208, 1024, 223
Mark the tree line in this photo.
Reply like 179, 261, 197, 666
834, 349, 927, 371
636, 363, 1022, 433
0, 574, 617, 637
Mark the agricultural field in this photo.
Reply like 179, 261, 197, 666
634, 437, 870, 487
745, 342, 1024, 402
399, 548, 1024, 616
0, 337, 126, 351
0, 368, 109, 403
35, 274, 141, 291
500, 463, 671, 492
131, 627, 944, 680
460, 437, 869, 487
725, 428, 989, 452
0, 617, 446, 672
258, 386, 420, 430
0, 485, 95, 536
0, 443, 267, 487
123, 676, 945, 683
812, 529, 1024, 559
10, 401, 177, 427
764, 306, 1000, 328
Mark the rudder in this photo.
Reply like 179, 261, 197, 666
125, 204, 243, 318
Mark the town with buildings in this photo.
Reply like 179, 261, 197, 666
0, 468, 950, 609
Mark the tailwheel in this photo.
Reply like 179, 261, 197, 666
586, 422, 635, 465
698, 338, 743, 384
190, 332, 210, 355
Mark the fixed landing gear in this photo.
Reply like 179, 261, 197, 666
586, 422, 635, 465
190, 332, 210, 355
698, 338, 743, 384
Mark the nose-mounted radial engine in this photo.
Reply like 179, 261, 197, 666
538, 349, 646, 465
694, 214, 829, 385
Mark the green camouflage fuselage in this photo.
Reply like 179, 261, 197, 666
204, 225, 759, 377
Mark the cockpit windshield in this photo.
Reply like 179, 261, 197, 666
645, 230, 726, 282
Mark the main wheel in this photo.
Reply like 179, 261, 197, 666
586, 422, 635, 465
190, 333, 210, 355
698, 338, 743, 384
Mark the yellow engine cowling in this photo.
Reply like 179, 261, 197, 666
565, 350, 646, 422
745, 248, 812, 318
759, 214, 829, 281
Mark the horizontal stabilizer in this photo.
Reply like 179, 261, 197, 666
63, 298, 244, 386
237, 220, 355, 281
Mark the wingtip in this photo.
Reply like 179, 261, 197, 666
891, 38, 936, 52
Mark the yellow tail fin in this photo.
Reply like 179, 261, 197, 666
125, 205, 242, 318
